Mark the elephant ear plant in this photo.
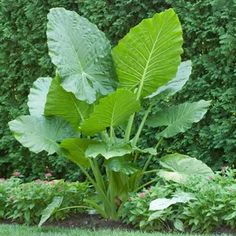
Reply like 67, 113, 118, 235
9, 8, 214, 220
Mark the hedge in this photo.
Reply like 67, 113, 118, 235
0, 0, 235, 180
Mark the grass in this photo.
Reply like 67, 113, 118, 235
0, 224, 231, 236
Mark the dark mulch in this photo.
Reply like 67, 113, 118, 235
46, 213, 134, 230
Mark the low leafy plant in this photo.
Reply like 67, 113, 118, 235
121, 168, 236, 232
0, 178, 89, 225
9, 7, 212, 219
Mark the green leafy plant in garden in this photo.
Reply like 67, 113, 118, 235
121, 168, 236, 233
0, 178, 89, 225
9, 7, 213, 219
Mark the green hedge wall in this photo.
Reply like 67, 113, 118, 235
0, 0, 235, 180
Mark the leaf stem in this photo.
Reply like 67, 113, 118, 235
124, 113, 135, 142
132, 104, 153, 146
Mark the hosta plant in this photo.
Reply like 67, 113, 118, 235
9, 7, 213, 219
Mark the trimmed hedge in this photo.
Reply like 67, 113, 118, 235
0, 0, 235, 180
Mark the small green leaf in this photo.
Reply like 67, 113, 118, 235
174, 219, 184, 232
38, 196, 63, 227
60, 138, 98, 167
148, 211, 164, 221
159, 153, 214, 183
106, 156, 138, 175
27, 77, 52, 116
147, 100, 211, 138
86, 142, 132, 159
44, 76, 92, 128
149, 192, 194, 211
81, 89, 140, 135
8, 116, 76, 155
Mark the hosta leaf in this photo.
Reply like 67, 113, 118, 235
106, 156, 139, 175
8, 116, 76, 155
147, 100, 211, 138
60, 138, 98, 167
47, 8, 115, 104
85, 142, 132, 159
147, 60, 192, 99
159, 153, 214, 183
27, 77, 52, 116
149, 192, 194, 211
112, 8, 183, 98
44, 77, 91, 128
39, 196, 63, 227
81, 89, 140, 135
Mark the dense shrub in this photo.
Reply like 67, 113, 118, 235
121, 168, 236, 232
0, 0, 235, 180
0, 178, 89, 225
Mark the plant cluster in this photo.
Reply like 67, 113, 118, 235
0, 178, 89, 225
121, 168, 236, 232
8, 7, 213, 220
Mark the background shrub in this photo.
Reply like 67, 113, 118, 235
0, 178, 89, 225
0, 0, 235, 180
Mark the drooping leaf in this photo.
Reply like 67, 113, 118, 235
39, 196, 63, 227
159, 153, 214, 183
85, 142, 132, 159
8, 116, 76, 155
81, 89, 140, 135
27, 77, 52, 116
147, 100, 211, 138
44, 77, 91, 128
106, 156, 139, 175
147, 60, 192, 99
47, 8, 115, 104
149, 192, 195, 211
112, 8, 183, 98
60, 138, 98, 167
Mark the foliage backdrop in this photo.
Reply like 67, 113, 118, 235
0, 0, 235, 180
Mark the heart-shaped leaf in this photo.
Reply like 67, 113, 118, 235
159, 153, 214, 183
8, 116, 76, 155
147, 100, 211, 138
47, 8, 115, 103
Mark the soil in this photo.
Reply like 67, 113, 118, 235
45, 213, 134, 230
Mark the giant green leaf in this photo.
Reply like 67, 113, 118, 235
159, 153, 214, 183
60, 138, 98, 167
147, 100, 211, 138
112, 8, 183, 98
81, 89, 140, 135
27, 77, 52, 116
44, 77, 91, 128
47, 8, 115, 104
147, 60, 192, 99
86, 142, 132, 159
8, 116, 76, 155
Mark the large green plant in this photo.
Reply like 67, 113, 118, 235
9, 7, 213, 219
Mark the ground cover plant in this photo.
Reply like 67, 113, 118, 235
122, 168, 236, 233
0, 178, 89, 225
9, 7, 213, 220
